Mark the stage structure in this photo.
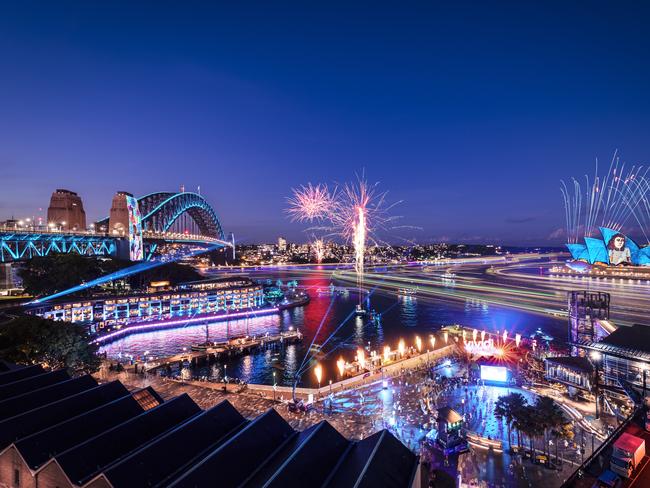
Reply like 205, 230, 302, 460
568, 291, 611, 349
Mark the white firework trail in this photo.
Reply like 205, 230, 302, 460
560, 151, 647, 242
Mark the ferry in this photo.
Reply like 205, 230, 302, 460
398, 287, 418, 296
317, 283, 349, 295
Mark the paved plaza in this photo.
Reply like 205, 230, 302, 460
99, 357, 617, 488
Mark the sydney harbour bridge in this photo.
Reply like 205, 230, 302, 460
0, 191, 232, 263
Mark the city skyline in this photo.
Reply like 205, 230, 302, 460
1, 2, 649, 245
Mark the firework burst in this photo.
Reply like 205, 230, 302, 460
287, 174, 407, 306
286, 183, 336, 223
561, 151, 648, 242
311, 238, 325, 263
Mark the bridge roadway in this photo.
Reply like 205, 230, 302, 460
0, 228, 232, 262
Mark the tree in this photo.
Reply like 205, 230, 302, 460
18, 255, 201, 298
495, 392, 528, 450
516, 405, 543, 455
550, 412, 574, 464
534, 396, 566, 458
18, 254, 126, 297
0, 315, 100, 373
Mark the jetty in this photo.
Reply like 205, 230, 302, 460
141, 330, 303, 372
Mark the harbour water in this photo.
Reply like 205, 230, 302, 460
100, 267, 564, 387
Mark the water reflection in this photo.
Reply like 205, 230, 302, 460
99, 271, 563, 387
399, 295, 418, 327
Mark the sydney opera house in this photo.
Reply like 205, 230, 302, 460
566, 227, 650, 268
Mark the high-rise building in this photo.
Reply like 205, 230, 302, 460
277, 237, 287, 251
47, 189, 86, 231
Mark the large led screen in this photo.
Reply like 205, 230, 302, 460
480, 365, 508, 383
126, 195, 144, 261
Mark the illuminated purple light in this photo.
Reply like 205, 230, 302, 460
93, 307, 280, 344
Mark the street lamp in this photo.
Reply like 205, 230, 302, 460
273, 371, 276, 401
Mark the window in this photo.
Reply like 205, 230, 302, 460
14, 468, 20, 486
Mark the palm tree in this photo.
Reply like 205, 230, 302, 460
534, 396, 567, 459
514, 404, 544, 457
495, 392, 528, 451
551, 418, 574, 464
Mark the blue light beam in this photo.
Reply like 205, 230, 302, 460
30, 243, 225, 304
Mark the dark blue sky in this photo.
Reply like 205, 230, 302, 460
1, 2, 649, 244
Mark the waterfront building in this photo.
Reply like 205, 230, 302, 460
46, 189, 86, 231
26, 277, 265, 335
573, 324, 650, 396
544, 356, 594, 392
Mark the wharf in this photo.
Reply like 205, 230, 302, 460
140, 330, 303, 372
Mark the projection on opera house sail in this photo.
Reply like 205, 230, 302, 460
565, 227, 650, 271
560, 157, 650, 274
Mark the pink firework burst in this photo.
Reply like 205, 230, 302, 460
286, 183, 336, 223
331, 176, 400, 245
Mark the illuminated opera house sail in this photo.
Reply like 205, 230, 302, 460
566, 227, 650, 266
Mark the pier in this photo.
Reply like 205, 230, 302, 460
138, 330, 303, 373
162, 343, 459, 402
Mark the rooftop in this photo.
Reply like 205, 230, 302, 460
0, 366, 418, 488
601, 324, 650, 355
437, 406, 463, 424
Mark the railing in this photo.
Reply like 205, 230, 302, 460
560, 407, 640, 487
0, 227, 227, 244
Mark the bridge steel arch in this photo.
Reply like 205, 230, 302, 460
138, 192, 225, 240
